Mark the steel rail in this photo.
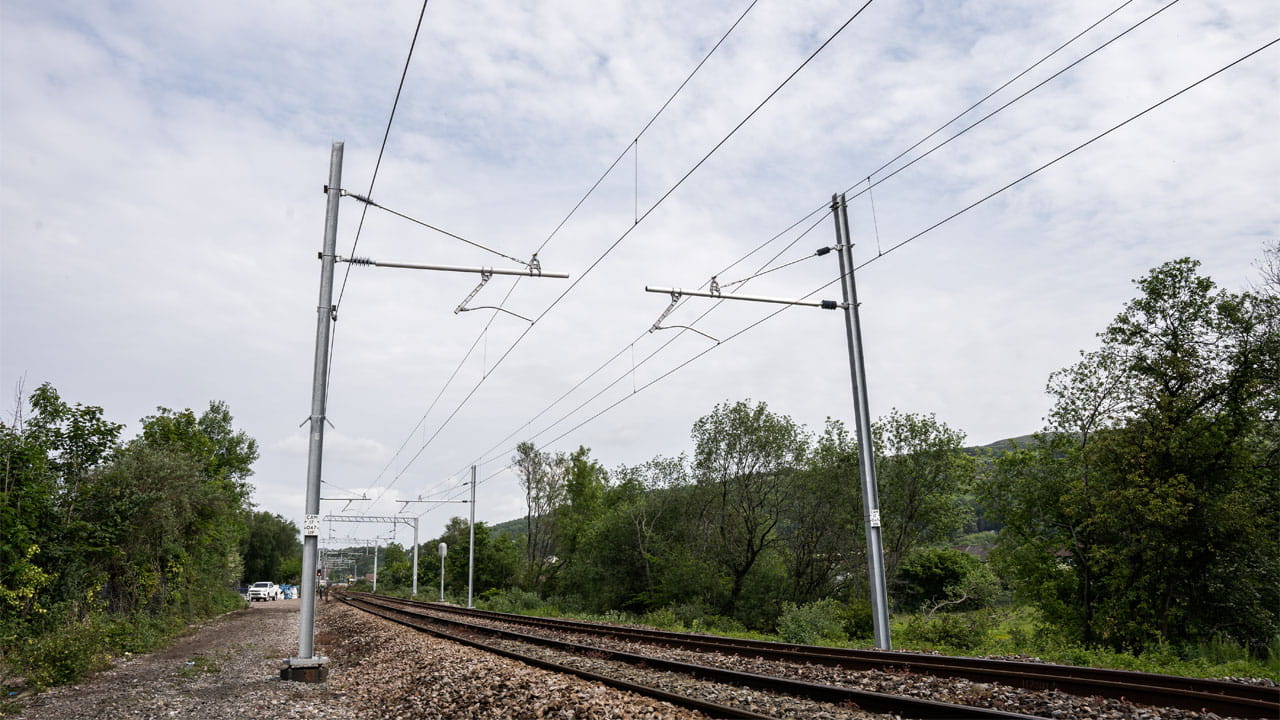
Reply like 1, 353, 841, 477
355, 593, 1279, 718
341, 592, 1042, 720
338, 595, 773, 719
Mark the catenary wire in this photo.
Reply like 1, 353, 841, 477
721, 247, 831, 289
373, 0, 1197, 509
419, 0, 1159, 493
378, 0, 879, 500
439, 35, 1279, 497
413, 207, 835, 506
321, 0, 431, 422
431, 207, 834, 499
838, 0, 1186, 204
362, 0, 764, 506
863, 0, 1140, 187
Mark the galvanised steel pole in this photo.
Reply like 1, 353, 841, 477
291, 141, 342, 679
468, 465, 476, 608
832, 193, 892, 650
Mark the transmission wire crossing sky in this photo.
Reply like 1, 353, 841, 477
1, 0, 1274, 544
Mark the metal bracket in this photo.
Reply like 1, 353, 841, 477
528, 253, 542, 275
648, 290, 717, 341
454, 268, 535, 322
649, 290, 681, 333
455, 270, 493, 314
709, 276, 721, 297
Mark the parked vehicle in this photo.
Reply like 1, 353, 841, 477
248, 581, 282, 602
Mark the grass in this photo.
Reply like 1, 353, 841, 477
889, 605, 1280, 682
467, 589, 1279, 682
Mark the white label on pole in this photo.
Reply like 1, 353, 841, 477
303, 514, 320, 536
868, 509, 881, 528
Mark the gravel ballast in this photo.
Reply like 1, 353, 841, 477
9, 599, 707, 719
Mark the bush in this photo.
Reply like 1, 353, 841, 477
899, 610, 995, 650
481, 588, 545, 614
839, 602, 874, 641
777, 599, 847, 645
894, 547, 980, 612
6, 620, 109, 689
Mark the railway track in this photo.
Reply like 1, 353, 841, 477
341, 591, 1279, 719
338, 591, 1041, 719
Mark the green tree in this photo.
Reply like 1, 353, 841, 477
421, 518, 519, 597
781, 419, 861, 603
559, 455, 694, 612
555, 446, 607, 572
692, 399, 808, 617
241, 511, 301, 583
986, 258, 1279, 651
874, 409, 976, 586
25, 383, 123, 522
513, 441, 564, 587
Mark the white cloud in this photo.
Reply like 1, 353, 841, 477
3, 0, 1276, 543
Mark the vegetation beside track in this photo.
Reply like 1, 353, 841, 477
0, 389, 289, 692
356, 254, 1278, 685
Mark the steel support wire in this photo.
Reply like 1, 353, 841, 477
839, 0, 1187, 204
320, 0, 431, 465
383, 1, 879, 489
362, 0, 764, 503
442, 208, 834, 487
457, 36, 1280, 491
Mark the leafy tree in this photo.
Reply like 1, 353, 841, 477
137, 401, 258, 497
874, 409, 976, 585
241, 511, 301, 583
24, 383, 123, 522
985, 259, 1279, 651
894, 546, 997, 614
559, 455, 693, 611
421, 518, 519, 597
0, 386, 260, 688
781, 419, 861, 603
555, 446, 607, 571
513, 441, 564, 587
692, 399, 808, 616
0, 419, 59, 626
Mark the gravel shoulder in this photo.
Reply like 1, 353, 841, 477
8, 598, 706, 719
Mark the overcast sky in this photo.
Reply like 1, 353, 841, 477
2, 0, 1276, 548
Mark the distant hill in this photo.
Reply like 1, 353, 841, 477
969, 433, 1041, 455
490, 515, 528, 540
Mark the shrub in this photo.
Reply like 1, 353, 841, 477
899, 610, 995, 650
894, 547, 980, 612
839, 602, 874, 641
777, 599, 847, 645
481, 588, 544, 614
8, 620, 109, 689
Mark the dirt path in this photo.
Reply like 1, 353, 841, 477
11, 599, 358, 720
9, 598, 700, 719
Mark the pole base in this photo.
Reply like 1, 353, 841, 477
280, 656, 329, 683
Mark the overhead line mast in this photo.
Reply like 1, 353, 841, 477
642, 192, 891, 650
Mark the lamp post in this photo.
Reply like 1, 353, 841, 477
438, 542, 448, 602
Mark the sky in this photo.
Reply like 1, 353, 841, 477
2, 0, 1276, 548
